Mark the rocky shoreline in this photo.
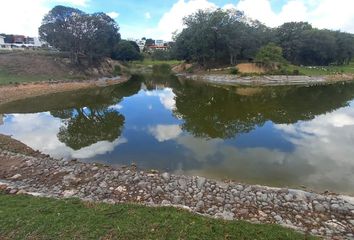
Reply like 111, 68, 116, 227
0, 136, 353, 239
183, 74, 354, 86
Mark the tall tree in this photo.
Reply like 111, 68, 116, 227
298, 29, 337, 66
334, 31, 354, 65
39, 5, 120, 65
112, 40, 143, 61
275, 22, 313, 64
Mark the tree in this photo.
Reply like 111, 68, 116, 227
255, 43, 287, 70
145, 38, 155, 46
57, 107, 125, 150
298, 29, 337, 66
39, 5, 120, 65
173, 9, 273, 68
112, 40, 143, 61
276, 22, 313, 64
129, 40, 140, 52
151, 49, 172, 61
334, 31, 354, 65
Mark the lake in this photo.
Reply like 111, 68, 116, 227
1, 75, 354, 195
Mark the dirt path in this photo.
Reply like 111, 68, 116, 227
0, 77, 129, 105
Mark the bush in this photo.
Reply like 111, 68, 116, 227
151, 50, 172, 61
152, 64, 172, 75
229, 67, 239, 75
113, 65, 121, 76
292, 69, 300, 75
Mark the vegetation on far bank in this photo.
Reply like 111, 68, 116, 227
173, 9, 354, 69
285, 61, 354, 76
1, 5, 354, 85
0, 192, 316, 240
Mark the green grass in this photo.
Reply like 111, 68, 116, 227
0, 68, 52, 85
285, 62, 354, 76
0, 192, 316, 240
132, 59, 182, 67
0, 68, 84, 85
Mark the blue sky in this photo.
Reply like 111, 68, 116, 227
1, 0, 353, 40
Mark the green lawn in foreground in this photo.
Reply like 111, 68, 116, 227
0, 193, 316, 240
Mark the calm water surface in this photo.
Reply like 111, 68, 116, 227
1, 76, 354, 195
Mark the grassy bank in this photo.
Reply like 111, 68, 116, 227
0, 68, 82, 85
0, 192, 315, 240
132, 59, 182, 66
283, 62, 354, 76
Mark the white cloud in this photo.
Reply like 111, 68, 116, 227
0, 113, 127, 160
0, 0, 89, 37
149, 124, 182, 142
145, 12, 151, 19
0, 0, 48, 36
57, 0, 89, 6
235, 0, 354, 32
108, 104, 123, 111
107, 11, 119, 19
145, 0, 217, 40
145, 88, 176, 110
147, 0, 354, 40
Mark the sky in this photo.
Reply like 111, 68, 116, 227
0, 0, 353, 41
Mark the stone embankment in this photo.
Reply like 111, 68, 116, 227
184, 74, 354, 86
0, 143, 353, 239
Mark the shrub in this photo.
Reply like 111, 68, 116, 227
152, 64, 171, 75
229, 67, 239, 75
113, 65, 122, 76
292, 69, 300, 75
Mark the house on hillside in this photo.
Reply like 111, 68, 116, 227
1, 34, 43, 50
147, 45, 168, 51
145, 40, 169, 52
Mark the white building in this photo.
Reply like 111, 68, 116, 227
0, 36, 11, 50
155, 40, 164, 47
0, 35, 43, 50
135, 39, 146, 52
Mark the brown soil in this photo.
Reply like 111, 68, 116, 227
172, 63, 193, 73
0, 134, 40, 176
0, 134, 38, 156
236, 63, 266, 74
0, 77, 129, 105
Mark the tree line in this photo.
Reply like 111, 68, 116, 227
39, 6, 354, 67
172, 9, 354, 67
